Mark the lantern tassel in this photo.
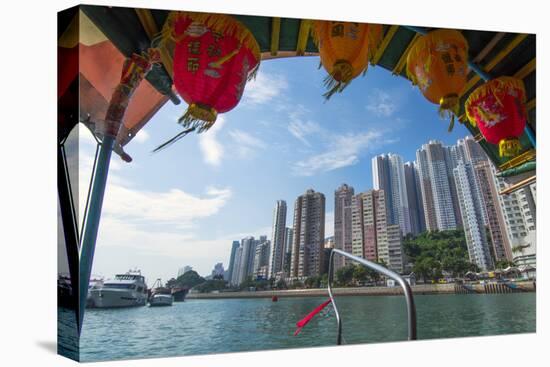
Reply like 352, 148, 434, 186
323, 61, 354, 99
499, 138, 522, 158
247, 62, 260, 82
439, 94, 460, 132
179, 103, 217, 133
152, 126, 197, 153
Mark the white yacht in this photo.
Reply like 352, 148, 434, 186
148, 279, 173, 307
88, 270, 148, 308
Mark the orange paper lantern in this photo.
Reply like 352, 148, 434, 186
406, 29, 469, 130
313, 21, 382, 98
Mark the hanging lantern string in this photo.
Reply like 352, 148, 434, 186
151, 126, 197, 153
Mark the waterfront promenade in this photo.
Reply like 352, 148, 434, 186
186, 281, 536, 299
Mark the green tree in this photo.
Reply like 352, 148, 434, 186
194, 279, 227, 293
320, 273, 329, 288
352, 264, 369, 285
403, 229, 479, 281
495, 260, 516, 269
172, 270, 205, 289
275, 279, 287, 289
335, 264, 355, 286
304, 276, 321, 288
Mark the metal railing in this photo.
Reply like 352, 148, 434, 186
327, 249, 417, 344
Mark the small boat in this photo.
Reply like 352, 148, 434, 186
149, 279, 173, 307
171, 287, 188, 302
88, 269, 148, 308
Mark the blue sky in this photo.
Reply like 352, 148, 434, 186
78, 55, 472, 283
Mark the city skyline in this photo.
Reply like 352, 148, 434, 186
220, 135, 536, 283
146, 132, 536, 285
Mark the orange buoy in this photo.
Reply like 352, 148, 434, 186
272, 295, 278, 302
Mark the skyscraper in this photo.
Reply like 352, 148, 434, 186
211, 263, 224, 278
238, 236, 257, 282
290, 189, 326, 279
454, 161, 493, 271
269, 200, 287, 279
404, 161, 425, 235
283, 227, 293, 275
230, 246, 243, 286
418, 141, 457, 230
416, 148, 438, 231
334, 184, 354, 269
387, 224, 404, 273
350, 189, 394, 269
253, 239, 271, 279
372, 154, 411, 234
227, 240, 240, 282
474, 160, 513, 262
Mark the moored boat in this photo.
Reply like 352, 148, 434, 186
149, 279, 173, 307
88, 270, 148, 308
171, 287, 188, 302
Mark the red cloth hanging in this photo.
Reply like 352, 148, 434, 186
294, 298, 332, 336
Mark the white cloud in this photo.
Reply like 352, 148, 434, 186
102, 184, 232, 230
229, 129, 265, 158
292, 130, 397, 176
241, 70, 288, 105
132, 129, 149, 143
366, 89, 397, 117
286, 105, 322, 146
229, 130, 264, 148
198, 115, 226, 166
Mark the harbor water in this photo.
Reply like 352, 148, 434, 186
72, 293, 535, 362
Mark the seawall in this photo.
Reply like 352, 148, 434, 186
186, 281, 535, 299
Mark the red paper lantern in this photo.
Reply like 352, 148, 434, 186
164, 12, 260, 132
465, 77, 527, 157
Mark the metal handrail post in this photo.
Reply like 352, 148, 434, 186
78, 134, 115, 334
327, 249, 417, 343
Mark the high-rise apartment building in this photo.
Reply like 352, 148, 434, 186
269, 200, 287, 279
474, 160, 513, 262
253, 240, 271, 280
349, 189, 401, 272
418, 141, 457, 230
416, 148, 438, 231
404, 161, 425, 235
230, 246, 243, 286
334, 184, 354, 269
454, 161, 493, 271
238, 236, 257, 282
290, 189, 326, 279
227, 240, 240, 282
372, 154, 411, 234
387, 224, 404, 273
211, 263, 224, 278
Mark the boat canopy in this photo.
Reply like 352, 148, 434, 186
58, 5, 535, 182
